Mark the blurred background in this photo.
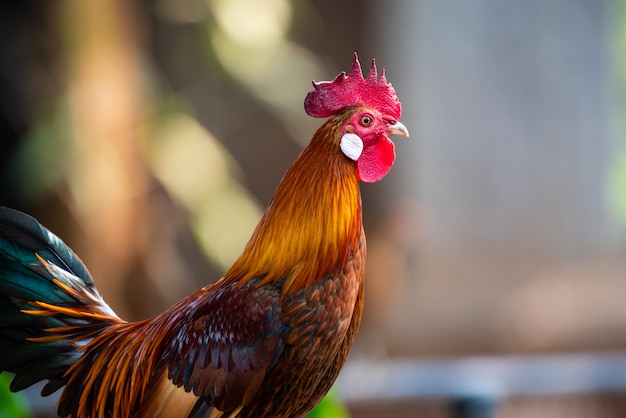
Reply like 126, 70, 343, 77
1, 0, 626, 416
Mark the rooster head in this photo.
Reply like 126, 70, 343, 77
304, 53, 409, 182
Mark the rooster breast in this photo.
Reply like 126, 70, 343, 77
240, 233, 366, 418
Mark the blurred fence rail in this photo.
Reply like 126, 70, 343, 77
337, 352, 626, 418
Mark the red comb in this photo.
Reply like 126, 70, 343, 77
304, 53, 401, 120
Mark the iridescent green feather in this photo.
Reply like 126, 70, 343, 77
0, 207, 95, 395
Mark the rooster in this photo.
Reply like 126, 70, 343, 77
0, 53, 408, 418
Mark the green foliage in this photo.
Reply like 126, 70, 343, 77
307, 388, 350, 418
10, 103, 73, 202
611, 155, 626, 224
0, 373, 31, 418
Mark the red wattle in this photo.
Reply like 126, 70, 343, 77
356, 135, 396, 183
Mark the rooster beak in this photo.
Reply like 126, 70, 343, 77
386, 120, 409, 137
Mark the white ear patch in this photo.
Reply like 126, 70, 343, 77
340, 133, 363, 161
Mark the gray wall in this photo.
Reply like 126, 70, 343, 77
374, 0, 616, 258
363, 0, 623, 355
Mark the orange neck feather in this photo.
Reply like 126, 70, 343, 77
224, 111, 363, 296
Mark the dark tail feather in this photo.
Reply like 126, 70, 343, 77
0, 207, 121, 396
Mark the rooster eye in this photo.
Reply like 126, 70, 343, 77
359, 115, 373, 127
